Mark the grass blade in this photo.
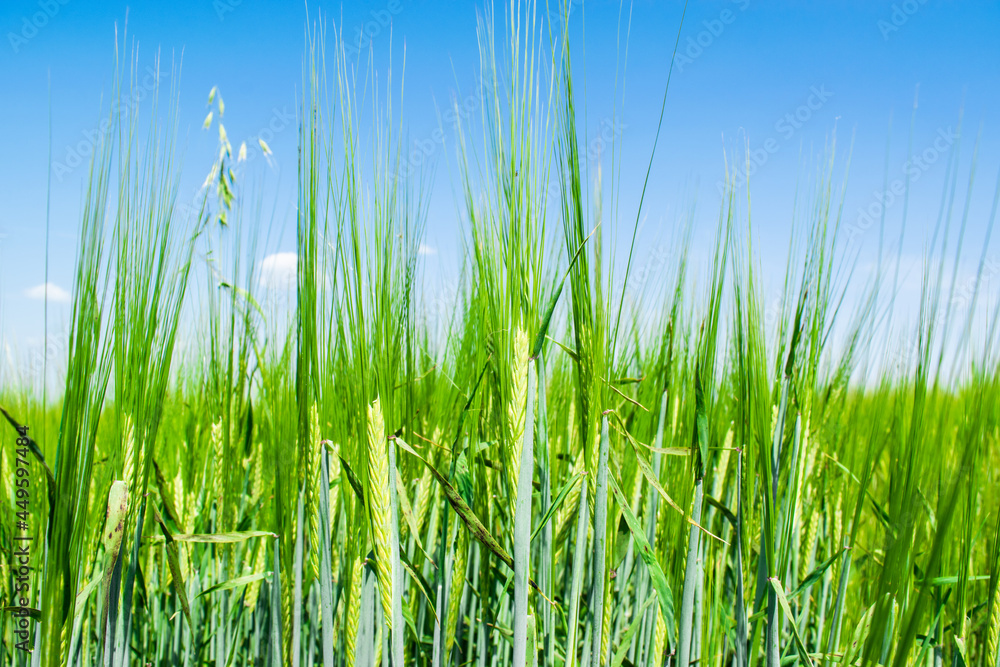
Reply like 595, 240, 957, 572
608, 468, 676, 649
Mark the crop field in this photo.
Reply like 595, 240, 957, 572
1, 2, 999, 667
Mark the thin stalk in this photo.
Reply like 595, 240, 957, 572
292, 488, 304, 667
513, 360, 537, 667
677, 479, 704, 667
388, 439, 404, 666
537, 351, 553, 667
734, 450, 748, 667
319, 449, 335, 664
591, 416, 611, 667
271, 538, 284, 666
635, 389, 669, 667
566, 483, 591, 667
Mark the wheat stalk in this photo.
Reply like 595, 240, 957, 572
100, 481, 129, 648
507, 324, 529, 518
414, 431, 436, 536
987, 588, 999, 667
245, 541, 267, 611
122, 414, 146, 540
800, 506, 820, 582
307, 402, 322, 581
599, 585, 611, 665
653, 603, 667, 666
250, 434, 263, 503
209, 419, 224, 511
346, 556, 363, 667
366, 396, 393, 630
327, 440, 342, 578
445, 531, 468, 655
121, 413, 135, 490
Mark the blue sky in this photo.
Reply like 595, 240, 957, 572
2, 0, 999, 379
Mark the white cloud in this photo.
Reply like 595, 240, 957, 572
418, 243, 437, 256
259, 252, 297, 290
24, 282, 71, 303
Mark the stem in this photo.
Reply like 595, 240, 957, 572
513, 360, 537, 667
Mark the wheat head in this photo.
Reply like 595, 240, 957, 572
366, 396, 393, 630
445, 531, 468, 655
346, 555, 363, 667
506, 325, 529, 520
307, 402, 322, 581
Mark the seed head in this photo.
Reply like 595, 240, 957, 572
346, 556, 363, 667
366, 397, 393, 630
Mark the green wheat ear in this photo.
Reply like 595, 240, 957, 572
250, 435, 264, 504
987, 586, 999, 665
209, 418, 224, 509
345, 555, 363, 667
413, 459, 434, 536
326, 439, 342, 577
121, 413, 135, 491
653, 602, 667, 665
100, 481, 129, 649
307, 402, 322, 581
366, 396, 393, 630
244, 540, 267, 612
445, 530, 469, 655
507, 324, 530, 518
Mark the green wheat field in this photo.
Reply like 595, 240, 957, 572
1, 3, 999, 667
